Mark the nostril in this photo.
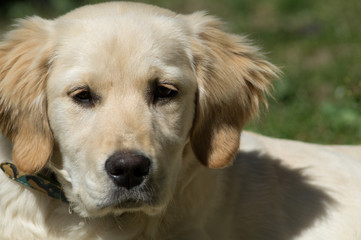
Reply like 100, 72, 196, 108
105, 159, 120, 176
105, 151, 151, 189
105, 158, 125, 176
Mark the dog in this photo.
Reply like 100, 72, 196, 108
0, 2, 360, 239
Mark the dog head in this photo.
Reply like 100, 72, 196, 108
0, 2, 278, 217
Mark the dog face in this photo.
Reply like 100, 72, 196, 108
0, 2, 278, 217
47, 5, 197, 216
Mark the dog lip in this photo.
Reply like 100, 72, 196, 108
97, 194, 151, 209
115, 200, 142, 209
97, 199, 146, 212
91, 177, 161, 213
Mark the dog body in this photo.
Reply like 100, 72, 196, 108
1, 132, 361, 239
0, 2, 360, 239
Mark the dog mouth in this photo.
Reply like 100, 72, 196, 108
91, 195, 164, 217
87, 180, 162, 216
99, 194, 154, 209
114, 200, 144, 209
65, 167, 169, 217
71, 189, 159, 217
99, 199, 149, 213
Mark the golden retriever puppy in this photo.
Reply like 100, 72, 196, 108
0, 2, 360, 239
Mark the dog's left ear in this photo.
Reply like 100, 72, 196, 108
185, 13, 280, 169
0, 17, 54, 173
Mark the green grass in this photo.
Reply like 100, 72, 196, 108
1, 0, 360, 144
238, 0, 361, 144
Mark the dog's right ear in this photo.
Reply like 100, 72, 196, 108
0, 17, 54, 173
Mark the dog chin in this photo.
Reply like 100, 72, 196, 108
73, 197, 166, 218
110, 204, 165, 217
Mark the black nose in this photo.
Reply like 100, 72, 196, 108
105, 151, 151, 189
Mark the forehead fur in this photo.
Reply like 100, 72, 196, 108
53, 3, 190, 60
49, 3, 193, 88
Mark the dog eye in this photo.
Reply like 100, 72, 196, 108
153, 84, 178, 103
74, 91, 91, 102
70, 88, 95, 106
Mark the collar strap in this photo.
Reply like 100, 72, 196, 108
0, 162, 68, 203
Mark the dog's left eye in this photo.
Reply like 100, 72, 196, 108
74, 90, 92, 102
70, 87, 95, 106
153, 84, 178, 103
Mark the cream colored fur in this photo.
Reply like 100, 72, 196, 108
0, 2, 360, 239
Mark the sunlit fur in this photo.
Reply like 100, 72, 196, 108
0, 2, 360, 240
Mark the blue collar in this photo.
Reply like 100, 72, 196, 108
0, 162, 68, 203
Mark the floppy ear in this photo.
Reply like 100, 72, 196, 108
0, 17, 54, 173
186, 13, 279, 169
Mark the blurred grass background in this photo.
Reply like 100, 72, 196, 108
0, 0, 360, 144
